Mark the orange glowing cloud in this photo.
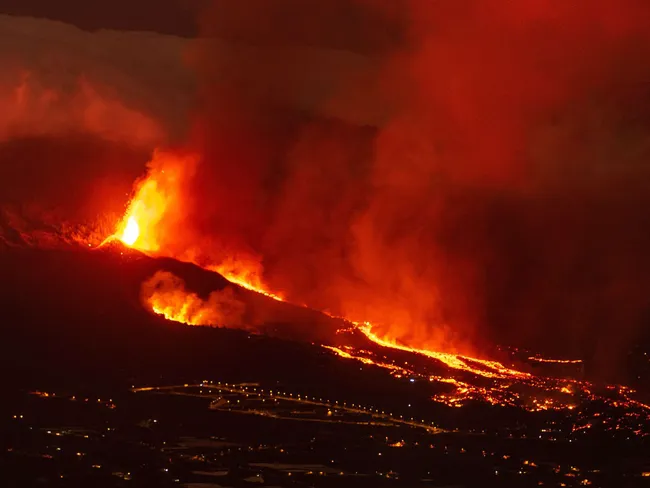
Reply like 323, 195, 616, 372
141, 270, 245, 327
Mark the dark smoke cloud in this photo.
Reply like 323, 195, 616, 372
180, 0, 650, 376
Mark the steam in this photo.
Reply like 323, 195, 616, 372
141, 271, 246, 327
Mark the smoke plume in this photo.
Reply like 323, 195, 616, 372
141, 270, 246, 327
155, 0, 650, 375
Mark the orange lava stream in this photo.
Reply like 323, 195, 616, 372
206, 266, 286, 302
528, 355, 584, 365
355, 322, 530, 380
323, 337, 650, 414
322, 345, 410, 375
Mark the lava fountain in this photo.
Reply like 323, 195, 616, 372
120, 216, 140, 246
112, 150, 194, 252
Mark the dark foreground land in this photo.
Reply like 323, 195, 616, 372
1, 246, 650, 487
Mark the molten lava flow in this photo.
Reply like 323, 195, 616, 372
206, 258, 286, 302
109, 150, 283, 303
324, 335, 650, 415
528, 356, 584, 365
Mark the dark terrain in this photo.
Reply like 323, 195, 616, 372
0, 244, 649, 487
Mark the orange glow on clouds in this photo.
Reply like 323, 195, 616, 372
141, 271, 245, 327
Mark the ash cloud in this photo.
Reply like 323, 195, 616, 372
179, 0, 650, 375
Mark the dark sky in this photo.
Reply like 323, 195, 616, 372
0, 0, 204, 36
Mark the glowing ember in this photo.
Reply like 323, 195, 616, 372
355, 322, 530, 380
528, 356, 584, 365
207, 260, 286, 302
323, 337, 650, 414
322, 345, 408, 375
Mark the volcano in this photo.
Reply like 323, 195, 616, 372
1, 236, 647, 407
2, 240, 650, 486
3, 3, 650, 486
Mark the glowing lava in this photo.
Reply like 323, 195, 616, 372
120, 216, 140, 246
528, 356, 584, 365
110, 151, 283, 302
